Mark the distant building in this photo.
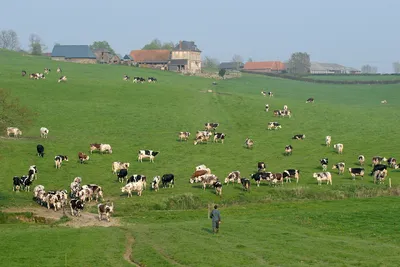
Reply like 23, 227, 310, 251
243, 61, 286, 73
219, 62, 244, 71
169, 41, 202, 73
51, 45, 97, 64
121, 54, 133, 65
93, 48, 112, 64
130, 50, 170, 69
310, 62, 361, 74
109, 54, 121, 64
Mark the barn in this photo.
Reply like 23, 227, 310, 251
243, 61, 286, 73
130, 50, 170, 70
51, 45, 97, 64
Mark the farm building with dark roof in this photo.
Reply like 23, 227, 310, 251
51, 45, 97, 64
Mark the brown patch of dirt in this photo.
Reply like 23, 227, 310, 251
124, 232, 142, 266
2, 206, 120, 228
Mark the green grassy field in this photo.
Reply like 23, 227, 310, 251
306, 74, 400, 81
1, 49, 400, 266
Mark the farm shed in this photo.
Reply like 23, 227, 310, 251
310, 62, 361, 74
243, 61, 286, 73
130, 50, 170, 69
51, 45, 97, 64
219, 62, 244, 71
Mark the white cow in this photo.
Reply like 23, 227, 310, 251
121, 181, 144, 197
325, 136, 331, 147
333, 143, 344, 154
40, 127, 49, 138
7, 127, 22, 137
100, 144, 113, 154
313, 172, 332, 185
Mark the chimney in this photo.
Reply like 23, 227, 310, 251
179, 41, 182, 50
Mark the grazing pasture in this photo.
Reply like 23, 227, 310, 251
306, 74, 400, 81
1, 49, 400, 266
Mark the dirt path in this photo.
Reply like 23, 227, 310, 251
123, 232, 141, 266
2, 206, 120, 228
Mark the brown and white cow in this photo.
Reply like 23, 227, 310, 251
358, 155, 365, 166
200, 174, 218, 190
244, 138, 254, 149
190, 169, 211, 183
7, 127, 22, 138
204, 123, 219, 131
178, 131, 190, 141
112, 162, 130, 174
332, 162, 345, 175
98, 202, 114, 222
90, 143, 101, 154
100, 144, 113, 154
85, 184, 103, 202
373, 169, 387, 184
372, 156, 387, 166
313, 172, 332, 185
224, 171, 241, 185
78, 152, 90, 164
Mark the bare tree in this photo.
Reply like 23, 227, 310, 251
232, 54, 243, 63
0, 29, 19, 50
287, 52, 311, 75
393, 62, 400, 73
202, 56, 219, 68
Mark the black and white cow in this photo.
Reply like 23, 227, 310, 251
22, 70, 27, 76
13, 176, 21, 191
306, 97, 314, 103
372, 156, 387, 166
123, 75, 130, 81
213, 133, 226, 144
348, 168, 365, 180
37, 144, 44, 158
205, 123, 219, 131
138, 150, 159, 163
151, 176, 161, 191
28, 165, 38, 180
284, 145, 293, 156
370, 164, 387, 175
250, 172, 273, 187
257, 162, 266, 172
240, 178, 251, 191
268, 92, 273, 98
213, 181, 223, 196
117, 169, 128, 183
44, 68, 51, 74
320, 158, 328, 171
58, 76, 67, 83
20, 175, 33, 191
127, 174, 147, 189
332, 162, 346, 175
283, 169, 300, 183
292, 134, 306, 140
70, 199, 84, 216
387, 158, 398, 169
267, 122, 281, 130
57, 67, 62, 73
261, 91, 267, 96
162, 173, 175, 188
148, 77, 157, 83
54, 155, 68, 169
265, 104, 269, 112
133, 77, 145, 83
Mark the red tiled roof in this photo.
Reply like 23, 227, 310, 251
243, 61, 286, 71
129, 50, 170, 62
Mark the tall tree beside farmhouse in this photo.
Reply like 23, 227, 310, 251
361, 64, 378, 74
142, 39, 175, 50
29, 34, 46, 55
393, 62, 400, 73
202, 56, 219, 68
0, 88, 36, 134
287, 52, 311, 75
232, 54, 243, 63
0, 29, 19, 50
90, 41, 115, 55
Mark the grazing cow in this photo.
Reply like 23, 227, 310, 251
214, 181, 223, 196
121, 181, 144, 197
123, 75, 130, 81
325, 136, 331, 147
244, 138, 254, 149
13, 176, 21, 191
250, 172, 274, 187
320, 158, 328, 171
78, 152, 90, 164
258, 162, 266, 172
161, 174, 175, 188
283, 105, 288, 111
127, 174, 147, 189
240, 178, 251, 191
89, 143, 101, 154
332, 162, 346, 175
195, 131, 213, 139
112, 162, 130, 174
178, 131, 190, 141
54, 155, 68, 169
292, 134, 305, 140
7, 127, 22, 138
201, 174, 218, 190
36, 144, 44, 157
370, 164, 387, 175
280, 109, 292, 118
265, 104, 269, 112
268, 92, 273, 98
204, 123, 219, 131
58, 76, 67, 83
117, 169, 128, 183
40, 127, 49, 138
133, 77, 145, 83
98, 202, 114, 222
224, 171, 241, 185
100, 144, 113, 154
333, 143, 344, 154
28, 165, 38, 180
33, 185, 45, 199
22, 70, 26, 76
20, 175, 33, 191
284, 145, 293, 156
306, 97, 314, 103
261, 91, 267, 96
358, 155, 365, 166
196, 164, 210, 171
138, 150, 159, 162
268, 122, 281, 130
387, 158, 398, 169
313, 172, 332, 185
374, 169, 387, 184
213, 133, 226, 144
348, 168, 364, 180
271, 173, 284, 186
44, 68, 51, 74
30, 73, 38, 79
283, 169, 300, 183
57, 67, 62, 73
381, 100, 387, 104
190, 169, 210, 183
148, 77, 157, 83
152, 176, 161, 191
273, 110, 282, 117
372, 156, 387, 166
194, 133, 212, 145
70, 199, 84, 216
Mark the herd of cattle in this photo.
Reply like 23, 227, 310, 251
22, 67, 67, 83
123, 75, 157, 83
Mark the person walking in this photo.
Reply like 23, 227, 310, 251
210, 205, 221, 234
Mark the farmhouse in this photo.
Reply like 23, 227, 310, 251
310, 62, 361, 74
169, 41, 202, 73
93, 48, 113, 64
51, 45, 97, 64
243, 61, 286, 73
109, 54, 121, 64
219, 62, 244, 71
130, 50, 170, 69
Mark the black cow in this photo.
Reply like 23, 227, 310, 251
258, 162, 266, 172
283, 169, 300, 183
370, 164, 387, 175
240, 178, 251, 191
162, 174, 175, 188
292, 134, 306, 140
306, 97, 314, 103
268, 92, 273, 97
320, 158, 328, 171
70, 199, 84, 216
117, 169, 128, 183
348, 168, 365, 179
13, 176, 21, 191
213, 133, 226, 143
37, 144, 44, 157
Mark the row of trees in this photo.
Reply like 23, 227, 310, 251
0, 29, 46, 55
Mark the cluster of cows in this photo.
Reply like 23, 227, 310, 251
123, 75, 157, 83
178, 123, 226, 146
22, 67, 67, 83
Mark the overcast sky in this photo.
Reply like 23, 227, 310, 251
1, 0, 398, 72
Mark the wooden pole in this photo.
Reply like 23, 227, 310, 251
389, 178, 392, 188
